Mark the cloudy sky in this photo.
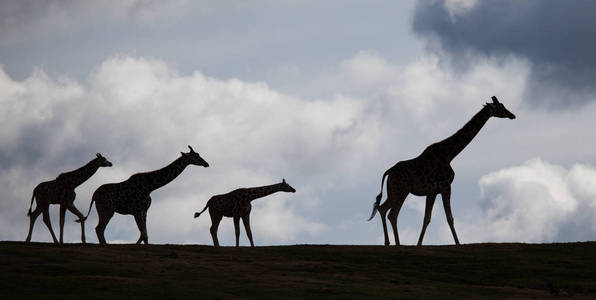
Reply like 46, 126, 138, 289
2, 0, 596, 246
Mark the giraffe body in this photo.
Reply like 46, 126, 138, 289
25, 153, 112, 244
194, 179, 296, 247
369, 96, 516, 246
84, 146, 208, 245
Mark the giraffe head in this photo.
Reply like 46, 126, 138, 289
181, 145, 209, 167
95, 153, 113, 167
280, 178, 296, 193
485, 96, 516, 119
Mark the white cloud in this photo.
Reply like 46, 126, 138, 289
4, 51, 596, 246
455, 158, 596, 243
1, 55, 374, 245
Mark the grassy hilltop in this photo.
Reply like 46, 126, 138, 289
1, 241, 595, 299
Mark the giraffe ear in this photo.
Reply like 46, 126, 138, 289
188, 145, 195, 153
96, 153, 102, 158
491, 96, 500, 104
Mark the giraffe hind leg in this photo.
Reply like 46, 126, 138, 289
42, 209, 59, 244
95, 206, 114, 245
387, 193, 407, 246
209, 212, 222, 248
25, 207, 43, 242
378, 201, 390, 246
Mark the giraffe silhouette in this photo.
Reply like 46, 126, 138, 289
368, 96, 516, 246
82, 146, 208, 245
25, 153, 113, 244
194, 179, 296, 247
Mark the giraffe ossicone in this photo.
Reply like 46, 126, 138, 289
83, 145, 209, 245
194, 179, 296, 247
25, 153, 113, 244
368, 96, 515, 246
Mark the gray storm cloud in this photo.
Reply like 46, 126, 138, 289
412, 0, 596, 107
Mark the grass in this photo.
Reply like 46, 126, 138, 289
1, 241, 595, 299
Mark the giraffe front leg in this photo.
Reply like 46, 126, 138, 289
241, 214, 254, 247
25, 207, 42, 242
441, 187, 460, 245
66, 204, 86, 244
134, 211, 148, 245
233, 216, 240, 247
417, 194, 437, 246
59, 204, 66, 244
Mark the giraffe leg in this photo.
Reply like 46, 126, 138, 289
42, 209, 59, 244
59, 204, 66, 244
134, 211, 148, 245
241, 214, 254, 247
66, 204, 86, 244
417, 194, 437, 246
387, 195, 406, 246
233, 216, 240, 247
25, 207, 42, 242
209, 213, 222, 248
441, 187, 460, 245
95, 208, 114, 245
378, 201, 390, 246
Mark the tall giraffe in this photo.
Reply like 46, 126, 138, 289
25, 153, 113, 244
194, 179, 296, 247
82, 146, 208, 245
368, 96, 516, 246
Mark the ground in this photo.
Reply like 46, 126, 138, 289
1, 241, 595, 299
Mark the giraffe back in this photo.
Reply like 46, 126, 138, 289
93, 181, 151, 215
34, 180, 75, 205
209, 189, 252, 217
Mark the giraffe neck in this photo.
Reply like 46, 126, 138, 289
439, 105, 492, 162
56, 159, 101, 188
134, 156, 189, 192
245, 183, 284, 202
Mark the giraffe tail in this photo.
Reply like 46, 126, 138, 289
368, 170, 389, 221
75, 196, 95, 223
194, 199, 211, 219
26, 191, 35, 217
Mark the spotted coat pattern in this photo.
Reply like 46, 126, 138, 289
84, 146, 208, 245
369, 97, 516, 246
194, 179, 296, 247
25, 154, 112, 244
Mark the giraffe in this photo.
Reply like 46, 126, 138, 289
82, 146, 208, 245
25, 153, 113, 244
194, 179, 296, 247
368, 96, 516, 246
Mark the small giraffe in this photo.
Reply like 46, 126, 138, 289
369, 96, 516, 246
194, 179, 296, 247
82, 146, 208, 245
25, 153, 113, 244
